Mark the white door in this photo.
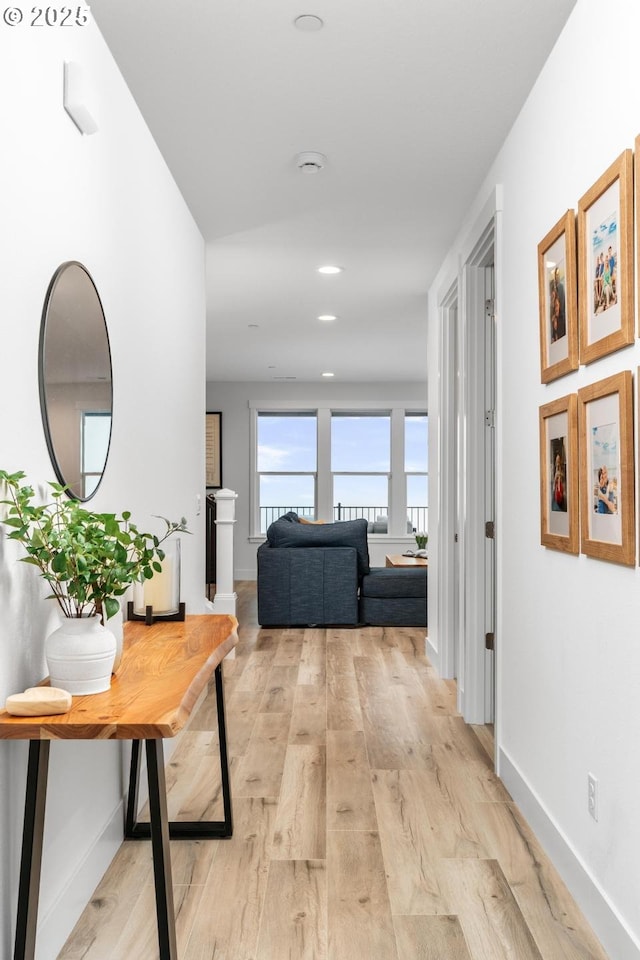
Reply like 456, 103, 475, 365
483, 268, 496, 724
456, 231, 496, 727
453, 298, 462, 684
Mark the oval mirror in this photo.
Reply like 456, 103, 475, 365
39, 261, 112, 501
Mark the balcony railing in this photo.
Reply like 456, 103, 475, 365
260, 504, 427, 533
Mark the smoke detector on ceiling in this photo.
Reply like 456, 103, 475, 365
296, 151, 327, 174
293, 14, 324, 31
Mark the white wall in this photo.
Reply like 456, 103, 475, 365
429, 1, 640, 956
205, 381, 427, 575
0, 21, 205, 960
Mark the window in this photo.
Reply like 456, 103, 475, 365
331, 413, 390, 523
405, 413, 428, 532
251, 403, 427, 537
81, 411, 111, 499
256, 413, 317, 532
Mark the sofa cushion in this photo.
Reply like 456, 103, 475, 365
266, 517, 370, 577
360, 566, 426, 599
359, 594, 426, 627
257, 543, 359, 626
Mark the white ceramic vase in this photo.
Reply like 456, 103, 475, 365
46, 615, 116, 695
105, 605, 124, 673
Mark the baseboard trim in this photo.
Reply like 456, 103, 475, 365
499, 746, 640, 960
426, 634, 439, 668
36, 799, 125, 960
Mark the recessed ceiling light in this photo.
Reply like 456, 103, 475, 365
248, 323, 259, 328
294, 14, 324, 31
317, 265, 343, 275
322, 371, 335, 377
317, 314, 337, 322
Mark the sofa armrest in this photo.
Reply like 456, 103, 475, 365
257, 545, 359, 626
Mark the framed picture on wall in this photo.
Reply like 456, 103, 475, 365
578, 371, 634, 566
539, 394, 578, 554
636, 135, 640, 337
537, 210, 578, 383
577, 150, 634, 364
205, 411, 222, 489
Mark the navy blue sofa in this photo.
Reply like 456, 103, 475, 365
257, 514, 427, 627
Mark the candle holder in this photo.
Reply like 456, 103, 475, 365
127, 601, 185, 626
128, 539, 186, 625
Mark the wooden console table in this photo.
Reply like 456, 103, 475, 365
0, 613, 239, 960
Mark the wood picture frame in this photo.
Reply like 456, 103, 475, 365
538, 210, 578, 383
205, 411, 222, 489
539, 394, 578, 554
578, 371, 634, 566
577, 150, 634, 364
636, 135, 640, 338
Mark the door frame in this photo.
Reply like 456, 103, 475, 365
461, 239, 494, 724
436, 280, 459, 683
434, 186, 503, 732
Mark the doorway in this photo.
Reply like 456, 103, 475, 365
437, 213, 498, 736
460, 228, 496, 727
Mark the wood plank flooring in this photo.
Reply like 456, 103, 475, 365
58, 582, 609, 960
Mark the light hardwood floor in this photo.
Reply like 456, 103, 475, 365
58, 582, 609, 959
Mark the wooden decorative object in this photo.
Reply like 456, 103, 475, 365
578, 371, 634, 566
636, 135, 640, 339
577, 150, 634, 364
5, 687, 72, 717
539, 394, 578, 554
538, 210, 578, 383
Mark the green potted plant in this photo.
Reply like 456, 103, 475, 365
0, 469, 188, 694
415, 531, 428, 552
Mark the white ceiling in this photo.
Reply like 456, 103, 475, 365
91, 0, 577, 384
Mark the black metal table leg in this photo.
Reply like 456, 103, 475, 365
145, 739, 178, 960
125, 738, 142, 837
14, 740, 50, 960
215, 660, 233, 836
125, 663, 233, 840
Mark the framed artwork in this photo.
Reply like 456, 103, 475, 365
539, 394, 578, 554
577, 150, 634, 364
636, 135, 640, 337
537, 210, 578, 383
205, 411, 222, 489
578, 371, 634, 566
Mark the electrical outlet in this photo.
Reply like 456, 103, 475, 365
588, 773, 598, 821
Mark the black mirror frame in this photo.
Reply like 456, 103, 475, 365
38, 260, 113, 502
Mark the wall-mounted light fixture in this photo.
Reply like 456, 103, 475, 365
63, 61, 98, 135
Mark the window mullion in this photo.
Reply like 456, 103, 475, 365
250, 409, 259, 535
389, 408, 406, 535
317, 408, 332, 520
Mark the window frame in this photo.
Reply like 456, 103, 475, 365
330, 411, 391, 525
250, 400, 427, 539
253, 409, 319, 535
404, 412, 428, 534
80, 409, 112, 500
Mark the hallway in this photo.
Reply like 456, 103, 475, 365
59, 583, 608, 959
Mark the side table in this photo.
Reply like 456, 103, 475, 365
385, 553, 428, 568
0, 614, 238, 960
